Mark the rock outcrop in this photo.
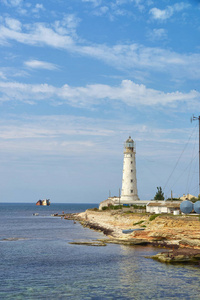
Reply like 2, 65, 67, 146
60, 208, 200, 264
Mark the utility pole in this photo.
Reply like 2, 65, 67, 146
192, 115, 200, 196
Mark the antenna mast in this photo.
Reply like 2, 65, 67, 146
192, 115, 200, 195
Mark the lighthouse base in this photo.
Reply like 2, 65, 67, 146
120, 195, 140, 204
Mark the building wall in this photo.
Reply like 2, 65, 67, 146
146, 201, 181, 214
146, 206, 168, 214
99, 197, 120, 210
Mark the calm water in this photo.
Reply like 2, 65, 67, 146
0, 203, 200, 300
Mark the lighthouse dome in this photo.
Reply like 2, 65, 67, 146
126, 136, 133, 143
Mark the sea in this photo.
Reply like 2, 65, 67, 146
0, 203, 200, 300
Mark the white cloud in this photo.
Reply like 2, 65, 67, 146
24, 60, 58, 70
32, 3, 45, 13
149, 2, 190, 20
0, 114, 190, 148
0, 22, 74, 48
0, 80, 198, 109
2, 0, 23, 6
82, 0, 102, 7
148, 28, 167, 41
54, 14, 80, 38
1, 17, 200, 81
5, 18, 21, 31
94, 6, 109, 15
0, 71, 7, 80
150, 7, 173, 20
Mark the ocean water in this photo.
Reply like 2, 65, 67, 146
0, 203, 200, 300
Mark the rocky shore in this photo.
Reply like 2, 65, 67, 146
57, 207, 200, 264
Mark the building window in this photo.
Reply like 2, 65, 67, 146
131, 190, 133, 193
131, 161, 133, 164
131, 154, 132, 157
131, 169, 133, 172
131, 179, 133, 182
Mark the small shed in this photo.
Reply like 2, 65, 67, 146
146, 201, 181, 214
99, 197, 120, 210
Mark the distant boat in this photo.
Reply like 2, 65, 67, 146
36, 199, 50, 206
33, 213, 39, 216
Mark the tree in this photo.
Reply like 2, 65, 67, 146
154, 187, 164, 200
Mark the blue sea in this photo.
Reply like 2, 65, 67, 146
0, 203, 200, 300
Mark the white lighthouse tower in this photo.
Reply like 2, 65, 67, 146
121, 136, 139, 203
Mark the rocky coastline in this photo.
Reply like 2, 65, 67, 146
56, 207, 200, 264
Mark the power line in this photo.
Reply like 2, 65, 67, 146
163, 123, 198, 192
165, 152, 198, 197
186, 126, 198, 193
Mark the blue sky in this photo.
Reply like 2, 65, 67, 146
0, 0, 200, 203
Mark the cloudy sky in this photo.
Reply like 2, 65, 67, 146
0, 0, 200, 203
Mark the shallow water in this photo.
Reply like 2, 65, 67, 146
0, 203, 200, 299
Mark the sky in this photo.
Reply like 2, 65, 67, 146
0, 0, 200, 203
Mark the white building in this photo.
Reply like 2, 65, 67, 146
146, 201, 181, 214
120, 136, 139, 204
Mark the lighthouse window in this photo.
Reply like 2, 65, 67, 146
131, 169, 133, 172
131, 161, 133, 164
131, 179, 133, 182
131, 154, 132, 157
131, 190, 133, 193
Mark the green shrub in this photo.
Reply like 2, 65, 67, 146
149, 214, 159, 221
133, 220, 144, 226
102, 206, 109, 210
102, 205, 123, 211
87, 207, 98, 211
131, 204, 145, 209
113, 205, 123, 210
190, 197, 198, 203
166, 198, 181, 201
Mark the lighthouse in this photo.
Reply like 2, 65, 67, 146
121, 136, 139, 203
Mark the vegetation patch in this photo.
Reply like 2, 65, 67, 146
102, 205, 123, 211
166, 198, 181, 201
133, 220, 144, 226
87, 207, 99, 211
102, 206, 109, 210
112, 205, 123, 210
131, 204, 146, 209
149, 214, 159, 221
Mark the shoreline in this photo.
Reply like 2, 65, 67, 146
56, 208, 200, 264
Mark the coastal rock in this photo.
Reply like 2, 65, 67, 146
97, 238, 149, 246
69, 240, 107, 246
151, 248, 200, 264
58, 208, 200, 261
179, 238, 200, 248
